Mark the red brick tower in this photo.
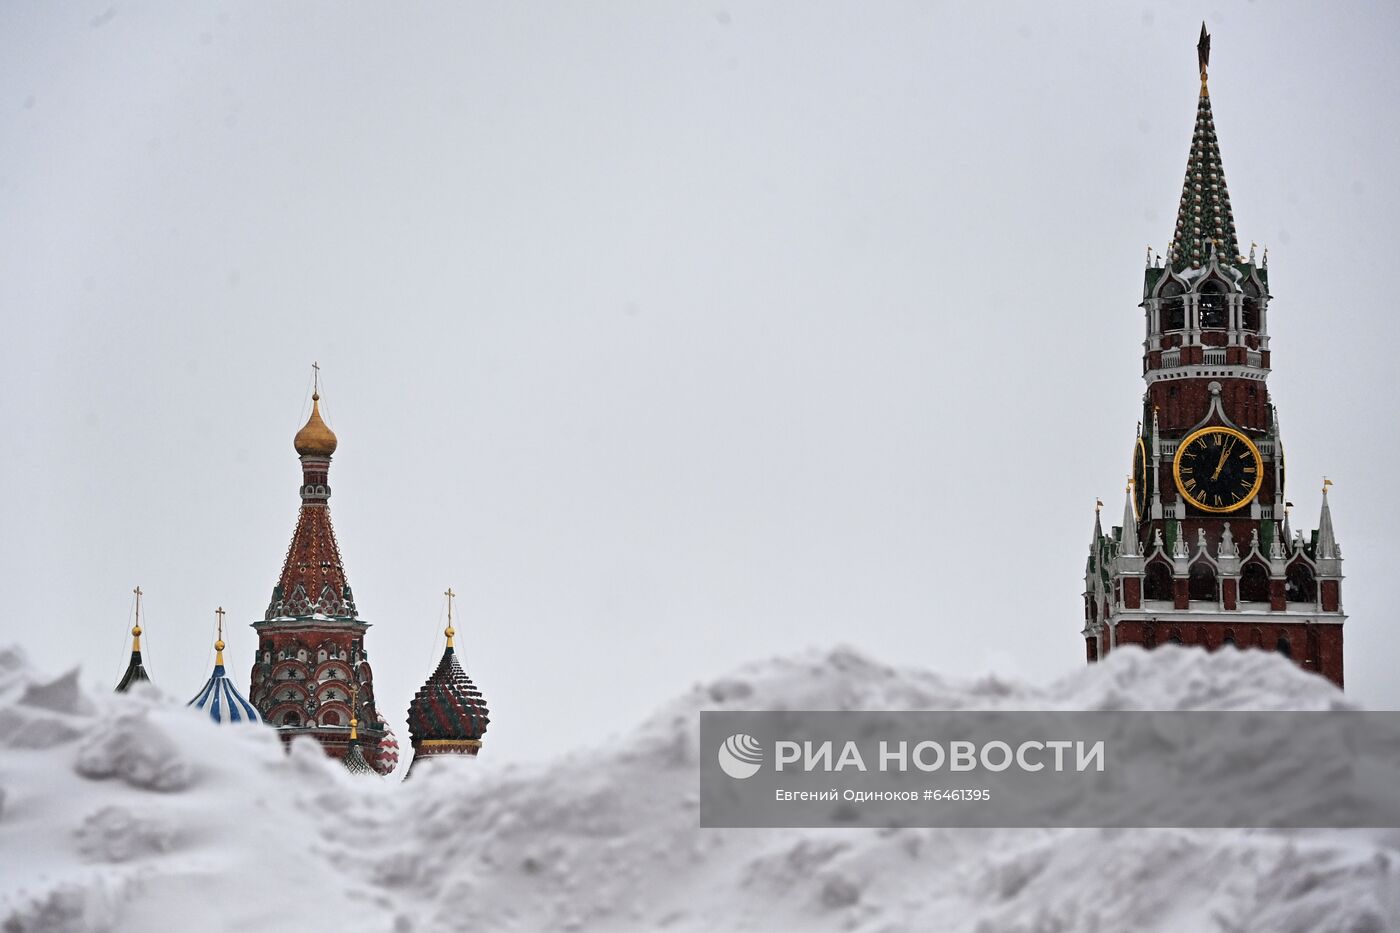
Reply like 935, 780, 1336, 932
248, 376, 398, 772
1082, 26, 1345, 687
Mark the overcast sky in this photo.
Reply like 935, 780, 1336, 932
3, 1, 1398, 763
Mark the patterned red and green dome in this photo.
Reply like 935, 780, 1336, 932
406, 643, 490, 751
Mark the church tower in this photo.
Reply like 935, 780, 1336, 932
1083, 26, 1345, 687
248, 373, 398, 772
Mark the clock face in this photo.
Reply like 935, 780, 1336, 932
1132, 438, 1148, 519
1173, 426, 1263, 513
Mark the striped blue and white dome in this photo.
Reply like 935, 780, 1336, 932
188, 661, 261, 724
188, 615, 261, 724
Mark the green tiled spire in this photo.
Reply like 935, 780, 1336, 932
1169, 24, 1240, 270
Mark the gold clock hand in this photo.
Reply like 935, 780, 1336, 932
1211, 438, 1234, 481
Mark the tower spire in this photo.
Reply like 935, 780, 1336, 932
115, 586, 152, 693
1197, 21, 1211, 94
1317, 478, 1338, 560
270, 371, 354, 620
1120, 479, 1141, 557
1170, 24, 1240, 270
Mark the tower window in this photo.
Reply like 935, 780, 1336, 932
1198, 281, 1228, 328
1276, 635, 1293, 658
1144, 562, 1173, 601
1240, 562, 1270, 602
1243, 281, 1262, 331
1286, 565, 1317, 603
1188, 563, 1217, 602
1160, 282, 1186, 330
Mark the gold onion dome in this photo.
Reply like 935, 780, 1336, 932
293, 392, 338, 457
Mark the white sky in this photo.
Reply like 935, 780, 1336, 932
3, 1, 1398, 763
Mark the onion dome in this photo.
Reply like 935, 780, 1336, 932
188, 608, 261, 724
115, 586, 152, 694
343, 736, 376, 775
405, 590, 489, 773
374, 728, 400, 776
294, 392, 338, 457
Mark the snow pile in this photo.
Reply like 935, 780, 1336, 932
2, 644, 1398, 933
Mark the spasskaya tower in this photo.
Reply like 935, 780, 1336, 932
1082, 26, 1345, 687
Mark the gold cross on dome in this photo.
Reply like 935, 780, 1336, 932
215, 606, 225, 639
444, 588, 457, 646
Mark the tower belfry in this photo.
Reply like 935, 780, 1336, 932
1082, 27, 1346, 687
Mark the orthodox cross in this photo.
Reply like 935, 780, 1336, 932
444, 587, 457, 647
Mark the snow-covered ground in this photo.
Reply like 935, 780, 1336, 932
2, 643, 1398, 933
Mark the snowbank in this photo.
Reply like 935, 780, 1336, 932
1, 644, 1397, 932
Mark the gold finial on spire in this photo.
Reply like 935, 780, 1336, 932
131, 585, 144, 650
444, 587, 456, 649
1197, 22, 1211, 95
1323, 476, 1334, 494
1095, 498, 1104, 514
214, 606, 226, 665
